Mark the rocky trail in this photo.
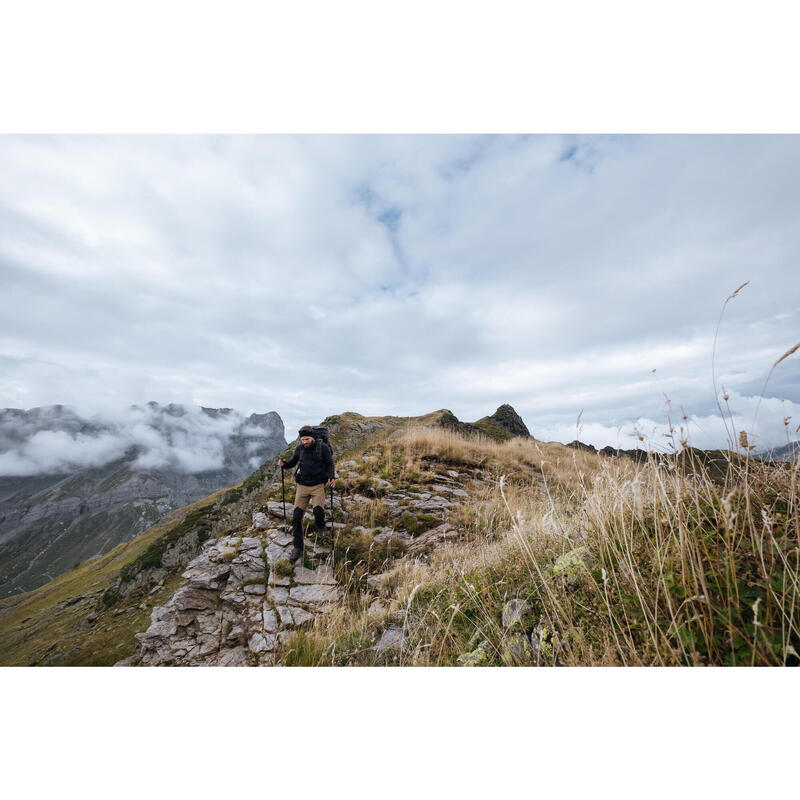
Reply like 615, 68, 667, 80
120, 454, 490, 666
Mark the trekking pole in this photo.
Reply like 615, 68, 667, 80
329, 482, 335, 570
281, 466, 287, 534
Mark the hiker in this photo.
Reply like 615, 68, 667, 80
278, 425, 336, 563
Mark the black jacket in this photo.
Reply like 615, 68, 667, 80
282, 440, 335, 486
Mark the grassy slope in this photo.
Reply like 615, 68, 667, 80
0, 489, 230, 666
281, 426, 800, 667
0, 410, 420, 666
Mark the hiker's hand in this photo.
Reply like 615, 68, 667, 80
329, 479, 336, 488
278, 458, 285, 467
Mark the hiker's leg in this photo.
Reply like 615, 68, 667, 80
292, 507, 305, 549
311, 483, 326, 532
292, 485, 313, 550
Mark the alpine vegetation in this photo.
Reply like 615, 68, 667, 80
1, 406, 796, 667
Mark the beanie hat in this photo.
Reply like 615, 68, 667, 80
298, 426, 315, 438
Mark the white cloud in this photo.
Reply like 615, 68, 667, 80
0, 403, 283, 477
0, 135, 798, 445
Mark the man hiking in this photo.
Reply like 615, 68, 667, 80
278, 425, 336, 563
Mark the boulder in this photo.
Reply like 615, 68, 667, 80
252, 512, 269, 529
374, 625, 405, 654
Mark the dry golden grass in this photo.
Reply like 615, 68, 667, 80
286, 424, 800, 666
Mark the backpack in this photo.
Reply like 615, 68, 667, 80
295, 426, 333, 481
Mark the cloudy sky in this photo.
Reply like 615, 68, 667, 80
1, 135, 798, 452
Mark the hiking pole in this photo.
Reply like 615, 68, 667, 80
281, 466, 287, 534
329, 482, 335, 570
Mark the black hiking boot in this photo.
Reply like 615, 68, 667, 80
288, 545, 303, 564
316, 527, 328, 546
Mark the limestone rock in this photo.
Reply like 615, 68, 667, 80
293, 565, 338, 585
289, 583, 343, 608
407, 522, 458, 554
248, 633, 277, 654
374, 625, 404, 654
373, 529, 412, 550
217, 647, 250, 667
262, 607, 280, 633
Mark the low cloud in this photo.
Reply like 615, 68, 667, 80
0, 403, 282, 477
535, 391, 800, 453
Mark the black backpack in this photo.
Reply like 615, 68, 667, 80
295, 426, 333, 480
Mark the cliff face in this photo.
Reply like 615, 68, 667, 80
0, 403, 287, 598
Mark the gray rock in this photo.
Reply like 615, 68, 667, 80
244, 583, 266, 595
293, 565, 338, 585
262, 607, 280, 632
267, 586, 290, 604
407, 523, 458, 554
217, 647, 250, 667
289, 584, 343, 608
172, 585, 218, 612
374, 529, 412, 550
501, 632, 533, 665
374, 625, 404, 653
431, 484, 468, 497
249, 633, 277, 653
143, 619, 178, 638
252, 512, 269, 529
502, 599, 532, 629
266, 501, 313, 520
368, 599, 389, 618
290, 607, 315, 627
266, 543, 291, 565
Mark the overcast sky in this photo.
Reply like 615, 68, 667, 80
1, 135, 798, 452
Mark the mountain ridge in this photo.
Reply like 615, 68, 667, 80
0, 403, 287, 597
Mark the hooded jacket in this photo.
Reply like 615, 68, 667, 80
282, 439, 335, 486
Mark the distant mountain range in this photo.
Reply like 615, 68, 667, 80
756, 441, 800, 462
0, 403, 286, 597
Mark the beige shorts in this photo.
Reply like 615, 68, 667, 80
293, 482, 326, 510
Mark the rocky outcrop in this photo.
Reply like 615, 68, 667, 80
435, 405, 532, 443
128, 516, 343, 666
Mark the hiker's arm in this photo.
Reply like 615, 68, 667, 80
280, 446, 300, 469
